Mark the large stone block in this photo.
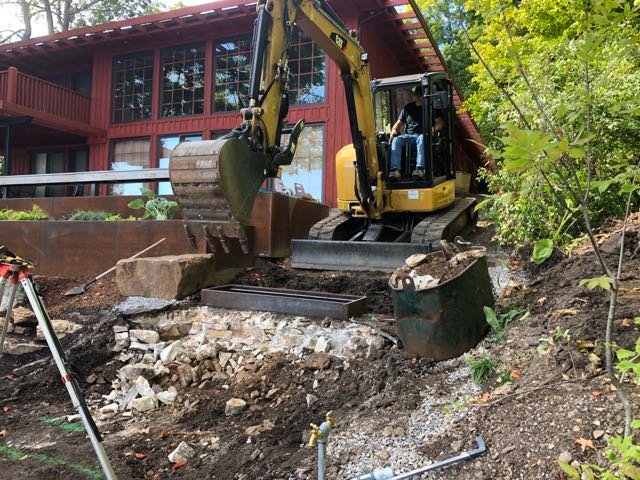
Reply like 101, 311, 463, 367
116, 254, 238, 300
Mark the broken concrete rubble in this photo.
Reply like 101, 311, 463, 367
95, 306, 386, 418
225, 398, 247, 416
36, 319, 82, 340
168, 441, 195, 464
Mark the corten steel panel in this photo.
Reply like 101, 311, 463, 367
0, 221, 42, 268
44, 221, 118, 276
201, 284, 367, 320
246, 192, 330, 258
116, 221, 203, 260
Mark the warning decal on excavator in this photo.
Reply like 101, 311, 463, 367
408, 190, 424, 200
330, 32, 347, 50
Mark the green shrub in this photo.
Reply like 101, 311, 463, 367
68, 210, 123, 221
0, 205, 49, 221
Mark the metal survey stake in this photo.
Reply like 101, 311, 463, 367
0, 257, 118, 480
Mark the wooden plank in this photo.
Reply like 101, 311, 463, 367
0, 168, 170, 186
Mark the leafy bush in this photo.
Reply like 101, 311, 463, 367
128, 188, 178, 220
0, 206, 49, 221
69, 210, 122, 221
559, 421, 640, 479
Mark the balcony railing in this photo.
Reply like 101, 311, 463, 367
0, 67, 91, 125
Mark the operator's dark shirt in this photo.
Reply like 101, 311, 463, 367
398, 102, 423, 135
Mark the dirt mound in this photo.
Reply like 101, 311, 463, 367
233, 260, 394, 315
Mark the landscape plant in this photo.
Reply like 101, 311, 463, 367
127, 188, 179, 220
0, 205, 49, 220
68, 210, 122, 221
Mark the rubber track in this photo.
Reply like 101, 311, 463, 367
411, 197, 477, 244
308, 211, 353, 240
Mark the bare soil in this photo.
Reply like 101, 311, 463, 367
1, 219, 639, 479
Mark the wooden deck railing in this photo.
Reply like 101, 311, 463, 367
0, 67, 91, 124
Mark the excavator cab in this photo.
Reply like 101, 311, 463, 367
372, 72, 455, 188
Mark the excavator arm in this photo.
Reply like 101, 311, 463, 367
245, 0, 380, 215
169, 0, 383, 253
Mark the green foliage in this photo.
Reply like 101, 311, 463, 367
579, 276, 614, 291
463, 0, 640, 248
442, 401, 466, 415
615, 318, 640, 381
69, 210, 122, 221
531, 239, 554, 265
127, 188, 179, 220
484, 305, 528, 342
0, 206, 49, 221
559, 422, 640, 479
466, 353, 498, 384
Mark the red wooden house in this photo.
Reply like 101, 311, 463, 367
0, 0, 486, 204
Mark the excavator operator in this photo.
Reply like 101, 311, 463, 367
388, 86, 445, 182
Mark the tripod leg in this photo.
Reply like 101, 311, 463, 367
19, 276, 118, 480
0, 278, 19, 355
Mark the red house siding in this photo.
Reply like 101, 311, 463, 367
0, 0, 487, 204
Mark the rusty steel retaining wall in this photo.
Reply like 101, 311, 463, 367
0, 193, 330, 277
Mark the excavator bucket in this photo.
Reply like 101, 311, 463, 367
291, 240, 432, 272
169, 138, 270, 253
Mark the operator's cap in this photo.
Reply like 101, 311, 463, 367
414, 85, 423, 96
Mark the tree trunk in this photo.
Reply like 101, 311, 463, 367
20, 0, 32, 39
42, 0, 55, 34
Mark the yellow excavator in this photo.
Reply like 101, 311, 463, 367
169, 0, 476, 271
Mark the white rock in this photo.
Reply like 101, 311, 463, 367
130, 395, 156, 412
129, 329, 160, 344
157, 390, 177, 405
99, 403, 119, 414
314, 337, 330, 353
160, 341, 182, 362
114, 332, 129, 341
306, 393, 319, 408
135, 376, 156, 398
129, 341, 152, 351
36, 320, 82, 340
219, 352, 232, 368
168, 441, 195, 464
225, 398, 247, 416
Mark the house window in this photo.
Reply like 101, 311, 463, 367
280, 123, 324, 201
110, 138, 151, 195
161, 44, 206, 118
112, 52, 154, 123
158, 133, 203, 195
31, 151, 65, 197
288, 30, 326, 105
214, 36, 251, 112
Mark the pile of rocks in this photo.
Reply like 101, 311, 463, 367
96, 306, 386, 416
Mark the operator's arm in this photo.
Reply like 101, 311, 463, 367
390, 119, 404, 141
390, 108, 407, 141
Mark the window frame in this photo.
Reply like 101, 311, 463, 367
212, 34, 253, 113
111, 51, 155, 124
108, 136, 153, 196
159, 42, 207, 119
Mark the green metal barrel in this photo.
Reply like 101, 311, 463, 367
392, 254, 494, 360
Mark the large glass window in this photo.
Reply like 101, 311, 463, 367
158, 134, 203, 195
280, 124, 324, 201
112, 52, 154, 123
214, 36, 252, 112
161, 44, 206, 118
288, 30, 326, 105
31, 151, 64, 197
110, 138, 151, 195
